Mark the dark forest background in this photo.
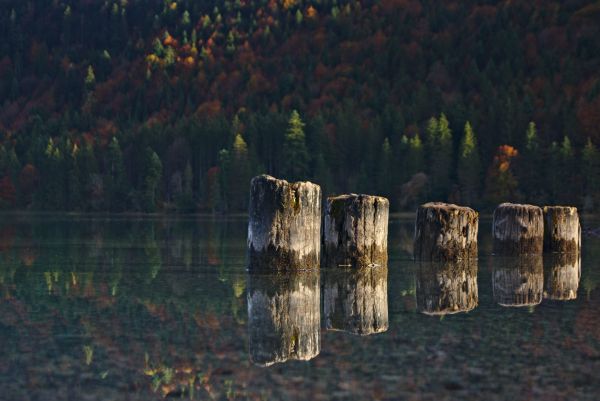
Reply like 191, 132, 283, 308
1, 0, 599, 213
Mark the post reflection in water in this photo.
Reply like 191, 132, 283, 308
323, 266, 388, 335
492, 255, 543, 307
416, 260, 478, 315
544, 253, 581, 301
247, 270, 320, 366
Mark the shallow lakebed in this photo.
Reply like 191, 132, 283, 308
0, 214, 599, 400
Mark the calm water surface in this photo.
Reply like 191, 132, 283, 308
0, 214, 599, 400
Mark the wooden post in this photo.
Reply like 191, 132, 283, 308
492, 255, 543, 307
323, 267, 388, 335
413, 202, 478, 261
247, 175, 321, 272
322, 194, 389, 268
544, 253, 581, 301
247, 272, 320, 366
493, 203, 543, 255
416, 260, 478, 315
543, 206, 581, 253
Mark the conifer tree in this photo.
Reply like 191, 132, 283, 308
176, 160, 195, 212
406, 134, 424, 176
85, 65, 96, 90
282, 110, 309, 181
546, 141, 561, 203
427, 113, 453, 200
518, 121, 545, 203
142, 148, 162, 212
229, 133, 251, 210
559, 136, 575, 203
457, 121, 481, 206
582, 138, 600, 211
106, 137, 127, 211
66, 140, 82, 210
217, 149, 231, 212
377, 138, 393, 197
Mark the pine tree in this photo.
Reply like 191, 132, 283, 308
559, 135, 575, 203
518, 121, 545, 203
427, 113, 453, 200
376, 138, 393, 197
217, 149, 231, 212
406, 134, 425, 176
66, 140, 82, 210
106, 137, 127, 211
176, 160, 195, 212
282, 110, 309, 181
582, 138, 600, 211
546, 141, 561, 203
143, 148, 162, 212
85, 65, 96, 90
230, 133, 251, 210
38, 138, 65, 210
457, 121, 481, 206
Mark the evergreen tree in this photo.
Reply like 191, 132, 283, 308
38, 138, 65, 210
65, 140, 82, 210
229, 133, 252, 210
582, 138, 600, 211
427, 113, 453, 200
105, 137, 127, 211
518, 121, 545, 203
558, 136, 575, 204
85, 65, 96, 90
376, 138, 393, 197
406, 134, 425, 176
79, 142, 99, 211
142, 148, 162, 212
217, 149, 231, 212
281, 110, 309, 181
176, 160, 196, 212
546, 141, 561, 203
457, 121, 481, 206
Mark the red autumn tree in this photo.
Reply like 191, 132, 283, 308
484, 145, 519, 206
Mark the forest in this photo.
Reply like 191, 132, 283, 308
0, 0, 599, 212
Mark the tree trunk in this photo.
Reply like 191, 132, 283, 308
413, 202, 478, 261
492, 255, 543, 307
543, 206, 581, 253
544, 253, 581, 301
322, 194, 389, 268
416, 260, 478, 315
492, 203, 544, 255
247, 271, 320, 366
247, 175, 321, 272
323, 266, 388, 335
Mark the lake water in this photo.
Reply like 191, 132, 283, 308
0, 214, 599, 400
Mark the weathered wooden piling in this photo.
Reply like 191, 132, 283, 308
413, 202, 478, 261
247, 175, 321, 272
492, 255, 543, 307
543, 206, 581, 254
544, 253, 581, 301
493, 203, 543, 255
323, 266, 388, 335
247, 271, 320, 366
322, 194, 389, 268
416, 260, 478, 315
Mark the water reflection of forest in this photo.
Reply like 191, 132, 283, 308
0, 217, 597, 399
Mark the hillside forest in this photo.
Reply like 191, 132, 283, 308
1, 0, 600, 213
